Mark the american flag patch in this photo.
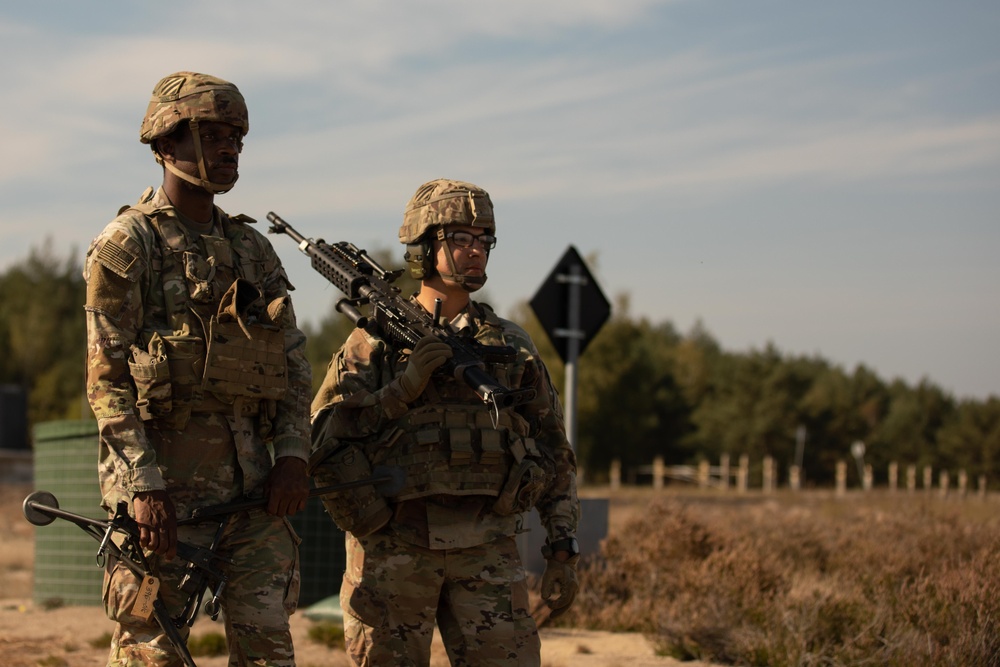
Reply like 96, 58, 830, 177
96, 235, 138, 276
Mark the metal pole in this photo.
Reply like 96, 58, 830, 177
554, 264, 585, 451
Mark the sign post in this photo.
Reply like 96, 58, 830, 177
529, 245, 610, 450
517, 245, 611, 574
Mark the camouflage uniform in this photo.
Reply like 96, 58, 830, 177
311, 298, 579, 666
85, 185, 311, 666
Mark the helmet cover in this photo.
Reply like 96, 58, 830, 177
399, 178, 495, 244
140, 71, 248, 144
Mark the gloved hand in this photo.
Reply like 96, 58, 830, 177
541, 555, 579, 618
392, 336, 453, 403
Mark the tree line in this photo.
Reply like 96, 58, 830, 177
3, 244, 998, 489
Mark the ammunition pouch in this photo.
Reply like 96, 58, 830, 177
202, 278, 288, 404
129, 332, 205, 430
311, 443, 391, 537
128, 278, 288, 431
493, 457, 548, 516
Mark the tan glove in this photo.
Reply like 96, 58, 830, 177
541, 555, 579, 618
392, 336, 453, 403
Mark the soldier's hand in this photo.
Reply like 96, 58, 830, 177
393, 336, 453, 403
133, 490, 178, 560
265, 456, 310, 517
541, 553, 579, 619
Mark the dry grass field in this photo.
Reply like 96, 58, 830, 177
573, 485, 1000, 667
4, 480, 999, 666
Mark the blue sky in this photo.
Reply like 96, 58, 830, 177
1, 1, 998, 400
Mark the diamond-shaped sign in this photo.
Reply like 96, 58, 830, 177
529, 245, 611, 363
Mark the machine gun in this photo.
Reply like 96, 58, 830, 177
22, 466, 403, 667
267, 212, 535, 421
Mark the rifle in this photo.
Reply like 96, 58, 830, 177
266, 212, 535, 420
22, 466, 403, 667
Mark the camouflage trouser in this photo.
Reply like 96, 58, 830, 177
341, 531, 540, 667
103, 509, 301, 667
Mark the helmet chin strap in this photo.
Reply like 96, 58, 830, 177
158, 119, 238, 195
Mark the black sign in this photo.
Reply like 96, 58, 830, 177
529, 245, 611, 363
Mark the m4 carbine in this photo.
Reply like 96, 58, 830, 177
267, 212, 535, 419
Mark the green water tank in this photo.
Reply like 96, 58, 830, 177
288, 492, 347, 607
32, 419, 104, 607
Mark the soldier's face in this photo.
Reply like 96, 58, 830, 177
163, 121, 243, 186
434, 225, 491, 285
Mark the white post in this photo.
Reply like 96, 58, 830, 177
555, 264, 585, 452
738, 454, 749, 493
789, 465, 801, 491
610, 458, 621, 491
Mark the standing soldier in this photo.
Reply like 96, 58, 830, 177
84, 71, 311, 666
310, 178, 581, 666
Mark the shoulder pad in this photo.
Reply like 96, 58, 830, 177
118, 186, 156, 215
474, 300, 503, 325
93, 229, 145, 281
230, 214, 257, 224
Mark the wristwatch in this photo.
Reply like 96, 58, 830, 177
541, 537, 580, 559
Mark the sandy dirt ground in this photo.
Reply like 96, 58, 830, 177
0, 482, 709, 667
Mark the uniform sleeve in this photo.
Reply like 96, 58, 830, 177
85, 223, 165, 505
257, 236, 312, 462
515, 335, 580, 544
310, 329, 410, 446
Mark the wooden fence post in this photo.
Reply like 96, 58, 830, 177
762, 456, 775, 493
737, 454, 749, 493
789, 465, 801, 491
697, 460, 710, 488
863, 464, 873, 492
939, 470, 950, 498
958, 469, 968, 498
888, 462, 898, 492
653, 456, 664, 491
610, 458, 621, 491
923, 466, 933, 492
836, 461, 847, 496
720, 454, 730, 491
906, 464, 917, 493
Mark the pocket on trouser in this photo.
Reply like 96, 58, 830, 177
103, 555, 152, 626
340, 576, 389, 664
281, 517, 302, 615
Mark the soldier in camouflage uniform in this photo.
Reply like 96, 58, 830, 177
310, 178, 581, 666
84, 71, 311, 666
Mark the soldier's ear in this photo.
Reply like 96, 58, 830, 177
154, 136, 176, 163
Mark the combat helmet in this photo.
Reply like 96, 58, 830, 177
400, 178, 495, 289
140, 71, 249, 195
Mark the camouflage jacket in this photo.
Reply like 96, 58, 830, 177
84, 187, 311, 509
311, 298, 579, 548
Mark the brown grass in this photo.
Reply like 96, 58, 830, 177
570, 488, 1000, 667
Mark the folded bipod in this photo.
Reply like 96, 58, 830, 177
22, 465, 404, 667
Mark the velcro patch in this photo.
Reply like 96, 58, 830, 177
95, 231, 140, 279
